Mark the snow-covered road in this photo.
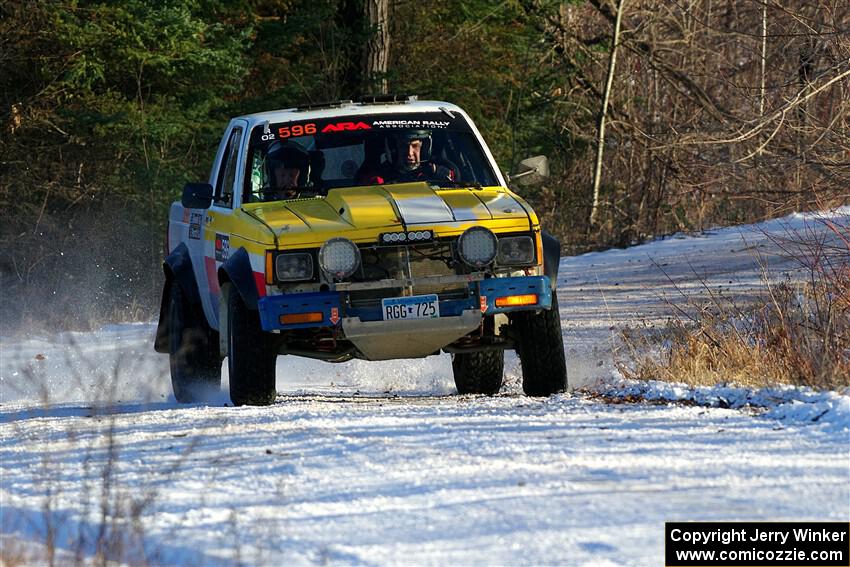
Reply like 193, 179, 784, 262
1, 210, 848, 565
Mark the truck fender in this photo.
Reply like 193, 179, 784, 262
218, 247, 261, 311
154, 243, 203, 353
541, 230, 561, 290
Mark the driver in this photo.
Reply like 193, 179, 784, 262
362, 130, 455, 185
265, 142, 310, 200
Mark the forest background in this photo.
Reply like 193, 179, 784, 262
1, 0, 847, 331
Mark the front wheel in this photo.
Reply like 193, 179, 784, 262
513, 291, 568, 396
452, 350, 504, 395
227, 285, 277, 406
168, 283, 222, 403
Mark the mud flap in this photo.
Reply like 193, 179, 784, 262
154, 243, 203, 353
541, 230, 561, 290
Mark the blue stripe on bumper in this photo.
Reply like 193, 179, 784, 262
479, 275, 552, 314
258, 292, 342, 331
257, 275, 552, 331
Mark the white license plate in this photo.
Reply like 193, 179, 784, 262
381, 294, 440, 320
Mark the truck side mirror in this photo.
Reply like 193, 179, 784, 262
182, 183, 214, 209
510, 155, 550, 186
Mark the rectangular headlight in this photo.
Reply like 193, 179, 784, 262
497, 236, 535, 265
275, 252, 314, 282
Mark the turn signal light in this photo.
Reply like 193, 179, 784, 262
495, 294, 538, 307
535, 232, 544, 268
265, 251, 275, 285
279, 312, 323, 325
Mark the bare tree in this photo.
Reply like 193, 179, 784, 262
590, 0, 626, 227
364, 0, 390, 94
532, 0, 848, 246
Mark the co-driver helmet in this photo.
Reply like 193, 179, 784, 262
395, 129, 432, 171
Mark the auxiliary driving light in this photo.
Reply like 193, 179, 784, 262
458, 226, 497, 267
380, 230, 433, 244
319, 237, 361, 279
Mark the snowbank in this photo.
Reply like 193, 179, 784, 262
588, 374, 850, 433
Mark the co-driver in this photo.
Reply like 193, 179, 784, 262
361, 130, 456, 185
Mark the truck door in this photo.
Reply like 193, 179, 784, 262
195, 121, 247, 331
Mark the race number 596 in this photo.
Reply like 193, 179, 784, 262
278, 123, 317, 138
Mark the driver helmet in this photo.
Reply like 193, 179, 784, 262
396, 129, 432, 172
268, 140, 310, 187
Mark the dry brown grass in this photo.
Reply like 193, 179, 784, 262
620, 215, 850, 390
0, 536, 31, 567
0, 350, 198, 567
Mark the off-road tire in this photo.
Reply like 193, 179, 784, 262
227, 286, 277, 406
452, 350, 504, 395
513, 291, 568, 396
168, 283, 222, 403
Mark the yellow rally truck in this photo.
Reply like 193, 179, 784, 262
154, 96, 566, 405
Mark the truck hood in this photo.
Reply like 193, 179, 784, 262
241, 182, 531, 245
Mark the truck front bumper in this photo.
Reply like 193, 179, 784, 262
257, 275, 552, 333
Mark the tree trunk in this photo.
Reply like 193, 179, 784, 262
590, 0, 625, 228
335, 0, 365, 98
759, 1, 767, 118
363, 0, 390, 94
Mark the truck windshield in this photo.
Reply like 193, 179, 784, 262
244, 112, 499, 202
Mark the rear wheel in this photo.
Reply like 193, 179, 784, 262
227, 286, 277, 406
513, 291, 568, 396
168, 283, 221, 403
452, 350, 504, 395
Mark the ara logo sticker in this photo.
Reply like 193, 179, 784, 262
188, 211, 203, 240
214, 233, 230, 262
321, 121, 371, 133
329, 307, 340, 325
480, 296, 488, 313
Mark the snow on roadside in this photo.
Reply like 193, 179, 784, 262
563, 205, 849, 270
587, 374, 850, 432
791, 205, 850, 221
561, 206, 849, 433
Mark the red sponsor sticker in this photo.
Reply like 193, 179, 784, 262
480, 296, 488, 313
321, 121, 371, 133
329, 307, 340, 325
214, 233, 230, 262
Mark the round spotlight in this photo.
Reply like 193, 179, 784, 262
458, 226, 497, 268
319, 237, 361, 279
382, 233, 392, 243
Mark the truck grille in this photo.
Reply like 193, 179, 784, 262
349, 242, 468, 307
